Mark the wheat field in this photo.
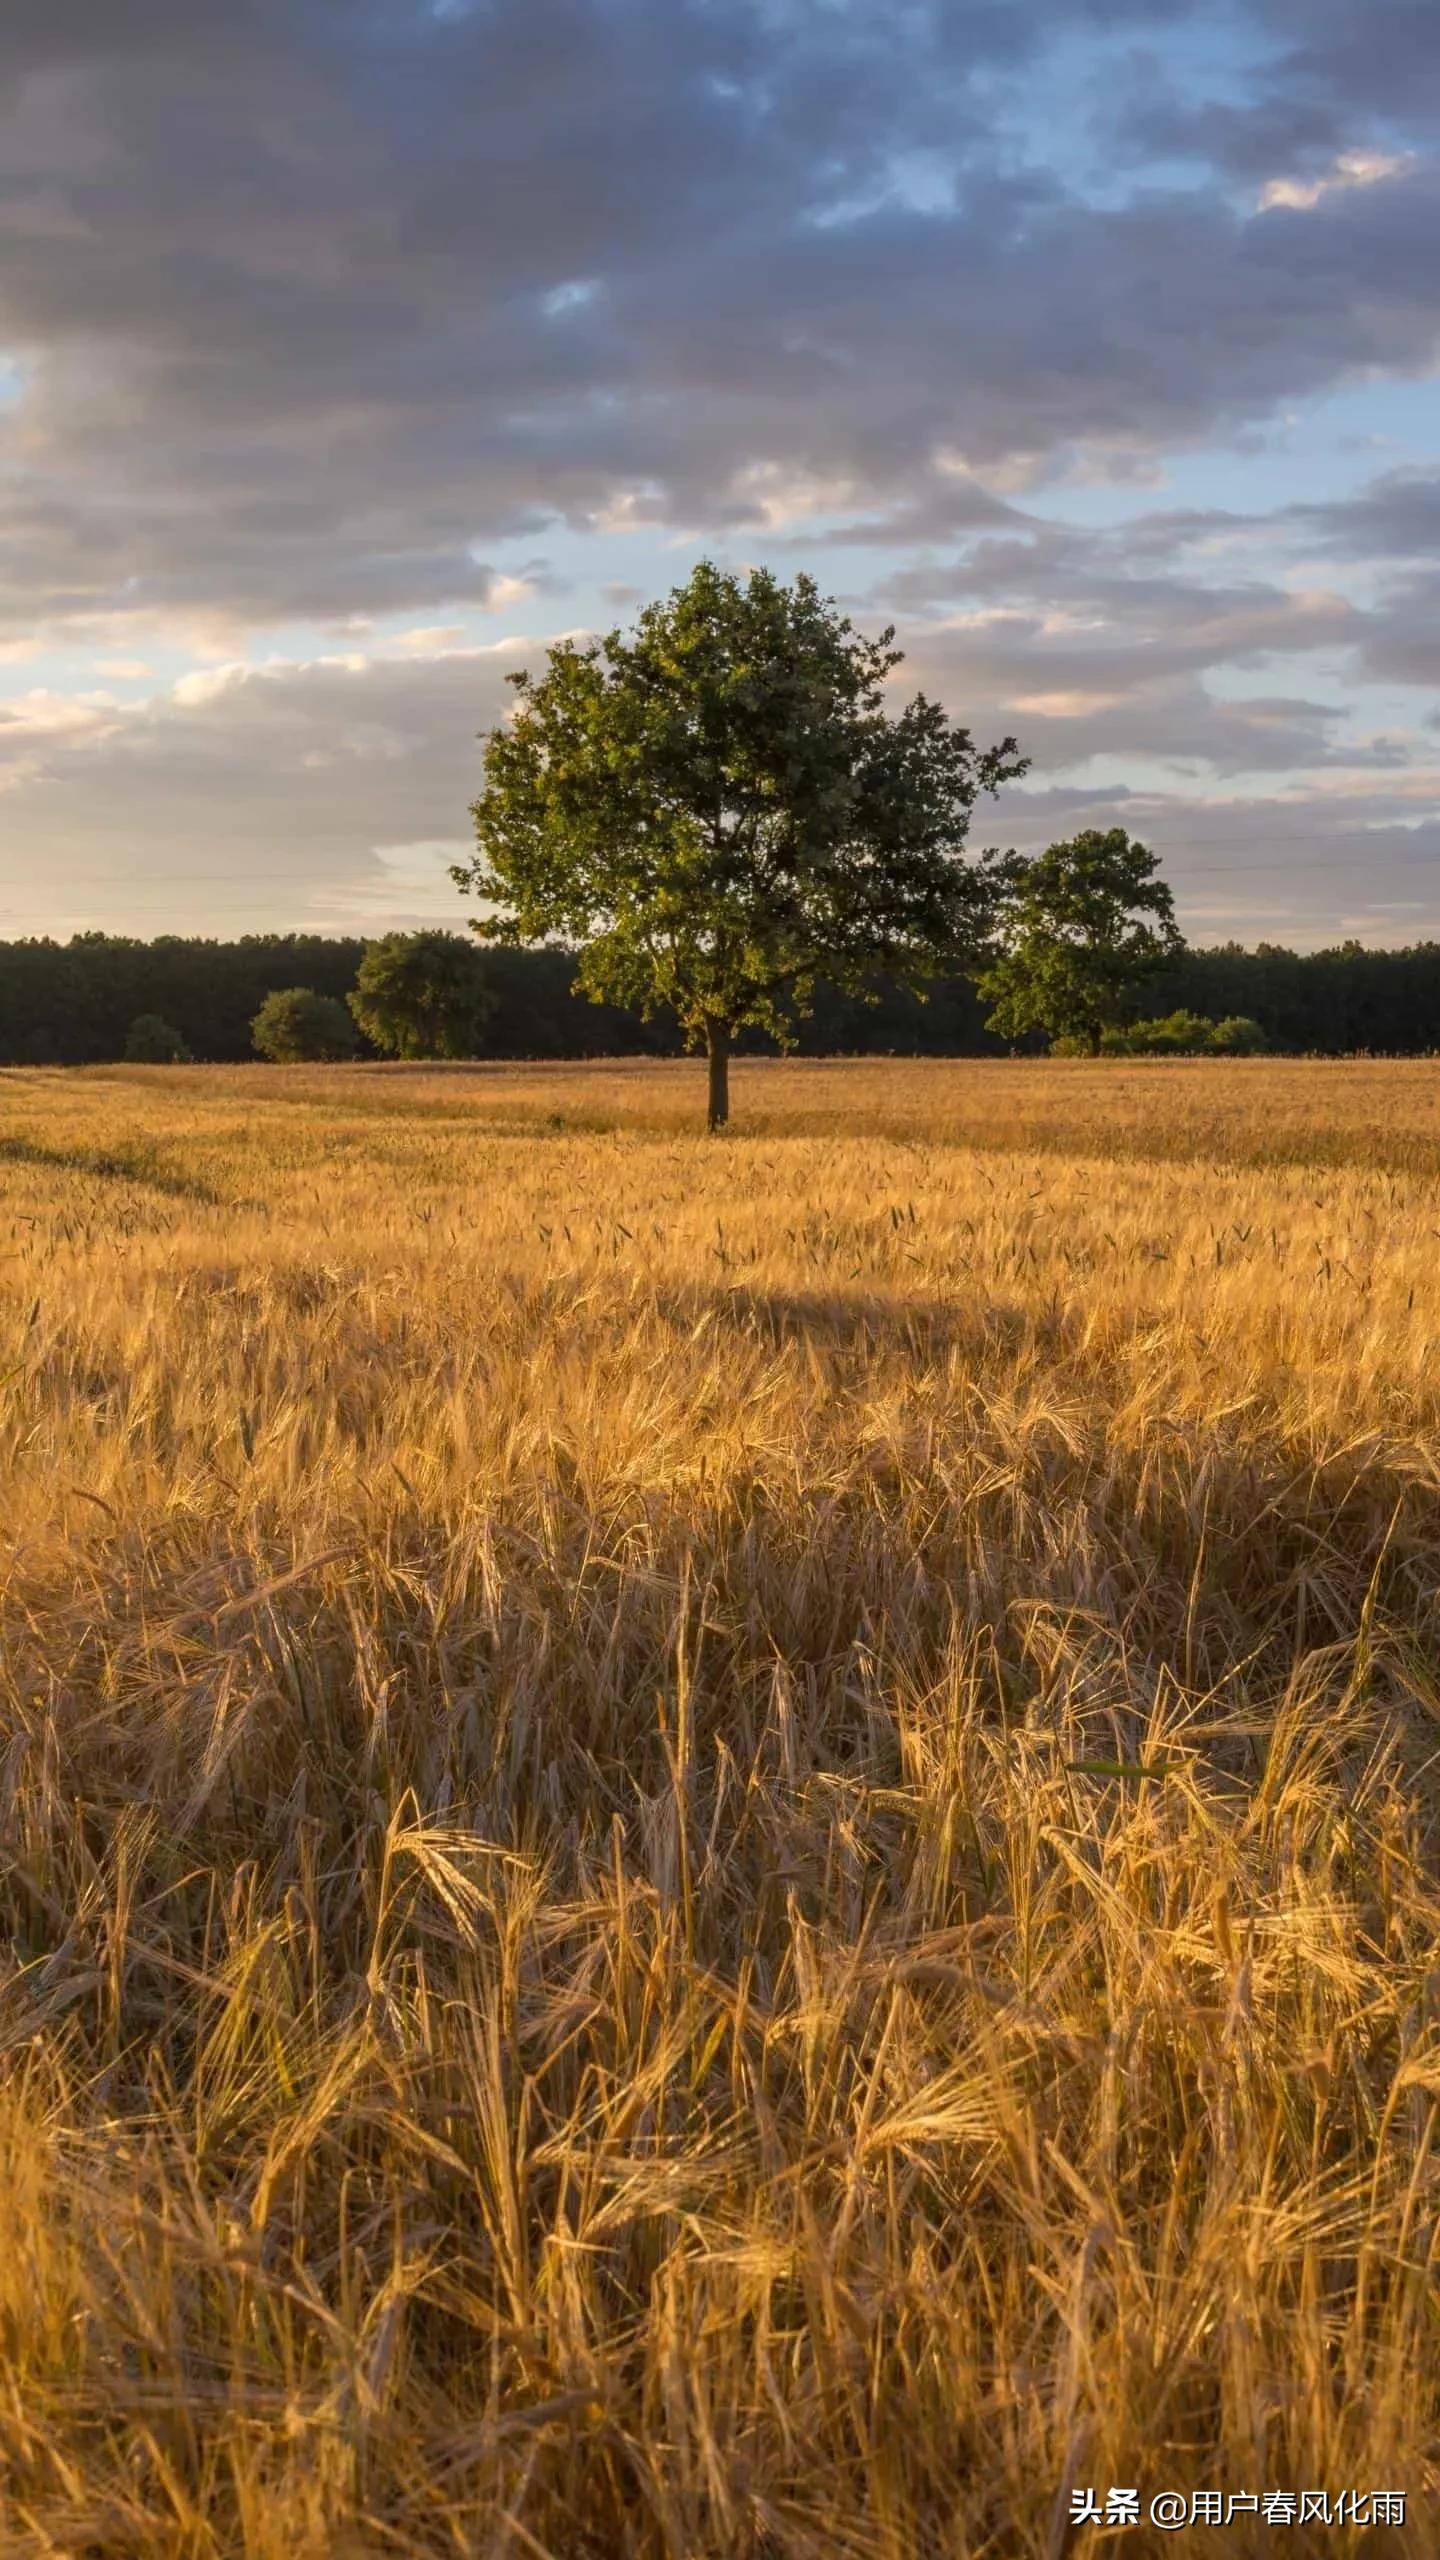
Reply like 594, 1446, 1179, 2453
1, 1056, 1438, 2557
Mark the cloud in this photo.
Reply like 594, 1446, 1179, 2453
0, 562, 1435, 950
1011, 690, 1130, 718
858, 520, 1367, 773
1, 0, 1438, 942
1, 0, 1439, 653
1269, 468, 1440, 687
170, 664, 252, 708
0, 646, 517, 931
1111, 0, 1440, 179
993, 772, 1440, 947
317, 837, 476, 929
1290, 466, 1440, 561
396, 624, 468, 652
1258, 150, 1413, 212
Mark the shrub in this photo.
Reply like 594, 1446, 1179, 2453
124, 1013, 192, 1064
1098, 1013, 1266, 1057
1100, 1011, 1219, 1055
1208, 1014, 1268, 1054
251, 988, 359, 1063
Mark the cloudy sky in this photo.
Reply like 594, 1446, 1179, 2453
2, 0, 1438, 950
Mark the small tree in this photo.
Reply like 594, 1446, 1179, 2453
348, 929, 495, 1060
251, 987, 358, 1063
124, 1012, 192, 1063
980, 829, 1182, 1055
453, 562, 1027, 1128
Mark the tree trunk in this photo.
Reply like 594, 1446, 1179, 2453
705, 1019, 732, 1131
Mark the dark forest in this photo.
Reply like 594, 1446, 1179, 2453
2, 931, 1439, 1064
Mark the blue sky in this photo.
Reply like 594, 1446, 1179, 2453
1, 0, 1437, 950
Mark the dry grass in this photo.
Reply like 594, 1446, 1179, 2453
52, 1050, 1440, 1170
1, 1056, 1438, 2556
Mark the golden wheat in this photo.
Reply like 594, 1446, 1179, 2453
0, 1057, 1437, 2556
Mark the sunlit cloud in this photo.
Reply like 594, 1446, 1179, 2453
1258, 150, 1414, 213
1012, 690, 1129, 718
396, 625, 468, 652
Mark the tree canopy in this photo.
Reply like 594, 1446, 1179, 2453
979, 828, 1182, 1055
348, 930, 495, 1060
251, 987, 358, 1064
124, 1012, 192, 1063
453, 561, 1027, 1124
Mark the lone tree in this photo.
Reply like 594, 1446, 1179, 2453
124, 1012, 192, 1063
453, 562, 1027, 1127
979, 828, 1182, 1055
251, 987, 358, 1063
348, 929, 495, 1060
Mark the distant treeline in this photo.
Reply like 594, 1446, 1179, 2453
1, 931, 1438, 1063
